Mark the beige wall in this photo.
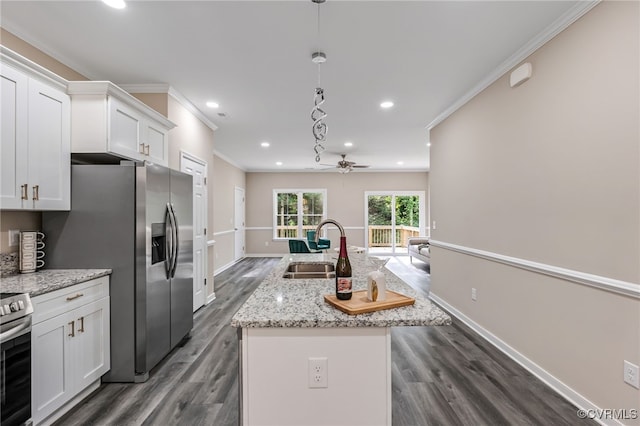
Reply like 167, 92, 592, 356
246, 172, 429, 255
212, 155, 246, 273
430, 1, 639, 413
0, 29, 88, 253
1, 28, 88, 81
130, 93, 168, 118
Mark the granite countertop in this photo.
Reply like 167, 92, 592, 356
0, 269, 112, 297
231, 253, 451, 328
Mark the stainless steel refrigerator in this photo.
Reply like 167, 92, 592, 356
43, 162, 193, 382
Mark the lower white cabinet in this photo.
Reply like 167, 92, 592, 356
31, 277, 110, 425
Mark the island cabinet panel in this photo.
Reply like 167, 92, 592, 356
241, 327, 391, 426
68, 81, 174, 167
31, 277, 110, 425
0, 60, 70, 211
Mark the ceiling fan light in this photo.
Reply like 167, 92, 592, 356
380, 101, 394, 109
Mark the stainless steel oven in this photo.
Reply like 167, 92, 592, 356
1, 293, 33, 426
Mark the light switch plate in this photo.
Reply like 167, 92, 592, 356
624, 360, 639, 388
8, 230, 20, 247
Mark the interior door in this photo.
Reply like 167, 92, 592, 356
180, 154, 207, 312
234, 187, 245, 261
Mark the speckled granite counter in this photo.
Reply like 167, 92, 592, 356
231, 253, 451, 328
0, 269, 111, 297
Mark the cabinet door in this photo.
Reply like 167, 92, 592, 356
108, 97, 144, 161
144, 120, 168, 166
28, 78, 71, 210
32, 312, 74, 424
0, 64, 28, 209
73, 297, 110, 391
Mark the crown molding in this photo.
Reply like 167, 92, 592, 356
426, 0, 601, 131
0, 45, 68, 89
118, 84, 219, 132
213, 149, 247, 171
67, 80, 176, 129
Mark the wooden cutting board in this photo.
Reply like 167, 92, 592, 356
324, 290, 415, 315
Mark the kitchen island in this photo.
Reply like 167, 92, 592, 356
231, 253, 451, 426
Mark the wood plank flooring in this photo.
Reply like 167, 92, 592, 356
54, 256, 593, 426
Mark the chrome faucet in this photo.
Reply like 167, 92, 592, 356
314, 219, 345, 243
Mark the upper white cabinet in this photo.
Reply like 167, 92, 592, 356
67, 81, 175, 166
0, 53, 71, 211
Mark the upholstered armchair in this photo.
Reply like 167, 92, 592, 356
306, 231, 330, 252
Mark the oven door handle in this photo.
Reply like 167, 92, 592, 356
0, 316, 32, 344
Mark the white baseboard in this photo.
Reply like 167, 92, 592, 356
214, 258, 243, 276
244, 253, 285, 258
428, 293, 622, 426
206, 292, 216, 304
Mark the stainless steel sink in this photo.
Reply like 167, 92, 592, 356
282, 262, 336, 279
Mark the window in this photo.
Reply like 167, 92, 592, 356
273, 189, 327, 239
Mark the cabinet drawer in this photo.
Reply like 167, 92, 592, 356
32, 276, 109, 325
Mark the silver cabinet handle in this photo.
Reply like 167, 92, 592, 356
78, 316, 85, 333
33, 185, 39, 201
139, 143, 145, 154
144, 144, 150, 156
66, 293, 84, 301
68, 321, 75, 337
21, 184, 28, 200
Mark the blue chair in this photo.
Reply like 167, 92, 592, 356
307, 231, 330, 252
289, 239, 312, 253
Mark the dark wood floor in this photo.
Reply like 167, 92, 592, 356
55, 256, 592, 426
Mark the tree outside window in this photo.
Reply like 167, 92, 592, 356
274, 189, 327, 239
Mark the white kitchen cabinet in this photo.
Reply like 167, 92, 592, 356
0, 55, 70, 211
31, 276, 110, 425
68, 81, 174, 166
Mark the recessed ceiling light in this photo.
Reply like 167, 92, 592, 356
344, 141, 353, 147
206, 101, 219, 109
276, 161, 283, 166
102, 0, 126, 9
380, 101, 394, 109
426, 142, 432, 147
397, 161, 404, 165
261, 142, 270, 148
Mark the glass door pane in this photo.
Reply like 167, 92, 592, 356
394, 195, 421, 254
367, 195, 393, 254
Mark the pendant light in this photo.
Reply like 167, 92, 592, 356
311, 0, 327, 163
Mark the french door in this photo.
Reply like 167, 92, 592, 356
365, 191, 425, 255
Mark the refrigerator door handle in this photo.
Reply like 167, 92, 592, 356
169, 203, 179, 278
165, 203, 173, 279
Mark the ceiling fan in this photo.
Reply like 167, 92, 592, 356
321, 154, 370, 173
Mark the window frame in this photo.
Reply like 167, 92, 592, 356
273, 188, 328, 240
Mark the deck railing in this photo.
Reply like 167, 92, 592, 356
276, 226, 317, 239
275, 225, 420, 248
368, 225, 420, 247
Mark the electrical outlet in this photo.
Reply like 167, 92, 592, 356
432, 220, 437, 230
471, 288, 477, 301
8, 230, 20, 247
308, 357, 328, 388
265, 241, 269, 247
624, 360, 639, 388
